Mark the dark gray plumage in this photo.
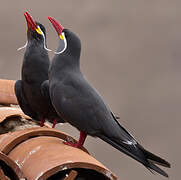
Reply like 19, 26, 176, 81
15, 12, 64, 127
48, 17, 170, 177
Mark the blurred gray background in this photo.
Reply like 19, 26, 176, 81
0, 0, 178, 179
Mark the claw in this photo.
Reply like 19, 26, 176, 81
40, 118, 45, 127
63, 141, 82, 148
52, 119, 57, 128
63, 131, 87, 149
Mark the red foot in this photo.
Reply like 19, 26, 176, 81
63, 141, 82, 148
40, 118, 45, 127
52, 119, 57, 128
63, 131, 87, 149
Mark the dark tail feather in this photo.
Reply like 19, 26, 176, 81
140, 147, 171, 168
98, 134, 170, 178
98, 134, 147, 165
147, 162, 169, 177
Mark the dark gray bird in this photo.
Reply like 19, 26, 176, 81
48, 17, 170, 177
15, 12, 64, 128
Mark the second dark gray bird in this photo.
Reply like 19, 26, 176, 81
48, 17, 170, 177
15, 12, 64, 128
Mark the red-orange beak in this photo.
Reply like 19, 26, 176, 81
48, 17, 64, 36
24, 11, 37, 31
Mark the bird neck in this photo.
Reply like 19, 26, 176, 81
27, 39, 44, 49
54, 39, 81, 70
53, 53, 80, 73
24, 40, 49, 65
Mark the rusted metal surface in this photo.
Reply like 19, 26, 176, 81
0, 79, 18, 105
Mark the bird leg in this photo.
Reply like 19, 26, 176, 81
52, 119, 57, 128
64, 131, 87, 148
40, 118, 45, 127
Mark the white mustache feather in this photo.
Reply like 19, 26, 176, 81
17, 26, 52, 52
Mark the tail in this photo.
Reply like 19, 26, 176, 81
98, 134, 170, 177
140, 146, 170, 177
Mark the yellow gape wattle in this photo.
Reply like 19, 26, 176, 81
35, 26, 42, 35
59, 34, 64, 40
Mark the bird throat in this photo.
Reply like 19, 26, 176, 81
55, 32, 67, 54
17, 26, 52, 52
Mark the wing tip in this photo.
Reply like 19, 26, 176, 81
148, 162, 169, 178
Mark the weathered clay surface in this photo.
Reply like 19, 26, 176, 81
0, 106, 30, 123
0, 127, 117, 179
9, 136, 116, 179
0, 127, 88, 155
0, 168, 10, 180
0, 79, 17, 105
0, 151, 24, 179
0, 106, 39, 134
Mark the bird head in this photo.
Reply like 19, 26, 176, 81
48, 17, 81, 58
24, 11, 46, 42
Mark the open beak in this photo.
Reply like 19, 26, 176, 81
48, 17, 64, 38
24, 11, 37, 31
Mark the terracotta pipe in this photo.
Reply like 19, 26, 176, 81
0, 152, 24, 179
0, 168, 8, 180
0, 127, 117, 180
0, 127, 89, 154
0, 106, 30, 123
0, 79, 18, 105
